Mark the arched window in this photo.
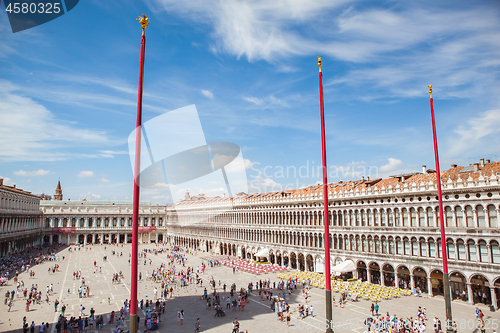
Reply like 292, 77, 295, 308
445, 206, 453, 227
467, 240, 476, 261
477, 205, 486, 227
419, 238, 427, 257
389, 239, 394, 254
491, 240, 500, 264
388, 209, 394, 226
382, 239, 387, 254
394, 208, 400, 226
411, 238, 418, 256
428, 238, 435, 257
367, 210, 373, 226
375, 238, 380, 253
381, 209, 386, 226
465, 206, 474, 227
361, 210, 366, 226
402, 208, 409, 226
396, 238, 402, 254
362, 238, 367, 252
403, 238, 410, 255
350, 210, 355, 226
418, 208, 425, 226
456, 206, 464, 227
447, 239, 455, 259
374, 210, 379, 226
410, 208, 417, 227
478, 240, 488, 262
488, 205, 498, 227
457, 239, 465, 260
427, 207, 434, 227
355, 211, 360, 226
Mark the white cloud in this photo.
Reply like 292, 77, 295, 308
0, 80, 112, 162
201, 90, 214, 99
99, 177, 111, 183
78, 171, 95, 178
380, 158, 403, 172
13, 169, 52, 177
248, 175, 281, 193
449, 109, 500, 156
0, 176, 14, 186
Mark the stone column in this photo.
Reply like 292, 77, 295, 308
491, 287, 498, 310
100, 233, 104, 245
410, 274, 415, 291
467, 283, 474, 305
148, 233, 151, 243
395, 272, 400, 289
427, 277, 433, 297
381, 269, 385, 286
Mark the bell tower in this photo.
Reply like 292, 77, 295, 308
54, 180, 63, 201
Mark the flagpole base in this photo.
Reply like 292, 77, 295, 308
443, 273, 453, 333
325, 289, 333, 333
130, 314, 138, 333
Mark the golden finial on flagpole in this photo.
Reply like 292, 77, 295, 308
317, 56, 322, 72
137, 14, 149, 35
428, 84, 433, 98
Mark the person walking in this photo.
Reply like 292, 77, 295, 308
195, 318, 200, 332
371, 303, 375, 316
232, 318, 240, 333
375, 302, 379, 316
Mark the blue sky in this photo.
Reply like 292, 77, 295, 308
1, 0, 499, 204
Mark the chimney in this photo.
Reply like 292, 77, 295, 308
451, 164, 457, 168
479, 159, 485, 167
362, 176, 365, 181
486, 159, 491, 164
473, 163, 479, 171
0, 179, 3, 186
13, 184, 16, 188
367, 176, 370, 181
422, 165, 426, 174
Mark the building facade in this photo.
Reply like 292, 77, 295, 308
40, 200, 168, 245
165, 160, 500, 308
0, 179, 43, 255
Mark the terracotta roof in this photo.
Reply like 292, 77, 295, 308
174, 161, 500, 205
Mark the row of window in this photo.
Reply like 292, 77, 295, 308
175, 204, 499, 228
0, 192, 39, 211
46, 216, 163, 228
169, 225, 500, 265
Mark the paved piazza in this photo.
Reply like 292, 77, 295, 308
1, 244, 499, 333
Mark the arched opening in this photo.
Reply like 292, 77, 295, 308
383, 264, 395, 287
241, 246, 246, 259
290, 252, 297, 270
157, 234, 163, 243
43, 235, 50, 244
306, 254, 314, 272
368, 262, 380, 284
297, 253, 305, 271
494, 277, 500, 309
269, 250, 275, 264
283, 253, 289, 267
119, 234, 125, 244
470, 274, 491, 305
450, 272, 467, 301
86, 234, 93, 244
78, 234, 85, 244
397, 265, 410, 289
413, 267, 428, 293
430, 269, 444, 296
276, 252, 282, 266
357, 261, 367, 281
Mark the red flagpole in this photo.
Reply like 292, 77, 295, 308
428, 85, 453, 333
318, 57, 333, 333
130, 14, 149, 333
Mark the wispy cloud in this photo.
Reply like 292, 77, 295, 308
13, 169, 52, 177
0, 80, 113, 162
448, 109, 500, 157
201, 89, 214, 99
78, 171, 95, 178
99, 177, 111, 183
